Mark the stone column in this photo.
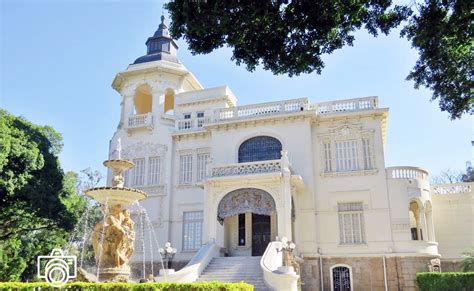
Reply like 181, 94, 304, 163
419, 208, 428, 241
278, 150, 293, 240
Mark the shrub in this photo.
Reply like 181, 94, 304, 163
0, 281, 253, 291
416, 272, 474, 291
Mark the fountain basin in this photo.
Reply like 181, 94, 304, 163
85, 187, 147, 206
103, 160, 134, 171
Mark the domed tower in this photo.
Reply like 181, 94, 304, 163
111, 15, 203, 134
107, 17, 204, 258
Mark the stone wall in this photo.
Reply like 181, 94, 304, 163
300, 255, 435, 291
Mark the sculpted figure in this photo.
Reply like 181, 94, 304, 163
91, 205, 135, 269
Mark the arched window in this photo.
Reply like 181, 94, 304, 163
134, 84, 152, 114
164, 88, 174, 114
238, 136, 282, 163
331, 265, 352, 291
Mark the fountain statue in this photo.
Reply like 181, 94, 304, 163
85, 139, 147, 281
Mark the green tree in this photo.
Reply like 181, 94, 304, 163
165, 0, 473, 119
460, 247, 474, 272
0, 109, 87, 281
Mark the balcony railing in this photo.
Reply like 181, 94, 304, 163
128, 113, 153, 129
175, 117, 211, 131
432, 182, 473, 195
316, 96, 377, 115
210, 159, 282, 178
214, 98, 309, 122
173, 96, 380, 132
386, 166, 429, 181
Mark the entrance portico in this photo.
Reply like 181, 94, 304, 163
217, 188, 277, 256
202, 154, 295, 254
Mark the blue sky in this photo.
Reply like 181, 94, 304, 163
1, 0, 472, 183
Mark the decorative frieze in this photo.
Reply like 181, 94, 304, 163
211, 160, 281, 177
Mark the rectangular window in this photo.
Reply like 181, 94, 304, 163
197, 112, 206, 128
184, 113, 191, 119
148, 156, 161, 185
132, 158, 145, 186
123, 169, 130, 187
179, 154, 193, 184
323, 141, 332, 172
182, 211, 203, 251
362, 138, 374, 170
238, 213, 246, 246
197, 153, 210, 181
335, 140, 359, 172
338, 202, 365, 244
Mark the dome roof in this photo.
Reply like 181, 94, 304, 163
133, 16, 180, 65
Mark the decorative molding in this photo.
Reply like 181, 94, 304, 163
321, 169, 379, 178
211, 160, 281, 177
217, 188, 276, 224
122, 142, 167, 159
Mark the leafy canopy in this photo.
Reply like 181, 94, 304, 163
165, 0, 473, 119
0, 109, 87, 281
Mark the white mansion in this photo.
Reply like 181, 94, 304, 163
106, 17, 473, 291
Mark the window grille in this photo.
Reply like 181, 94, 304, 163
332, 266, 352, 291
179, 154, 193, 184
238, 136, 282, 163
323, 141, 332, 172
197, 153, 210, 181
338, 203, 365, 244
132, 158, 145, 186
148, 156, 161, 185
335, 140, 359, 172
182, 211, 203, 251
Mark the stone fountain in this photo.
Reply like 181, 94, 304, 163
85, 139, 147, 281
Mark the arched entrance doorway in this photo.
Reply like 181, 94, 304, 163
217, 188, 277, 256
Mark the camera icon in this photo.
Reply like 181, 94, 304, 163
37, 249, 77, 287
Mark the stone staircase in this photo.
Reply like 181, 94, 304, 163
196, 256, 270, 290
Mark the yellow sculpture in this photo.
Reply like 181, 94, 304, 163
86, 147, 147, 281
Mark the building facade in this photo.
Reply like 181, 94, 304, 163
106, 18, 473, 291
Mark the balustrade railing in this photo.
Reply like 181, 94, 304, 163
432, 183, 473, 195
386, 166, 428, 181
316, 96, 377, 114
128, 112, 153, 129
214, 98, 309, 122
173, 96, 379, 131
211, 160, 282, 177
176, 117, 210, 131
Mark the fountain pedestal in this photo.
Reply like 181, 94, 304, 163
86, 159, 147, 282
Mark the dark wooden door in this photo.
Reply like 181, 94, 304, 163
252, 213, 271, 256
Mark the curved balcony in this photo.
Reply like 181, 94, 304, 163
393, 240, 439, 256
386, 166, 429, 181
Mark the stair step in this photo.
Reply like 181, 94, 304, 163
197, 256, 266, 288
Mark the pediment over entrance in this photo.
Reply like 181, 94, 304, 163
217, 188, 276, 224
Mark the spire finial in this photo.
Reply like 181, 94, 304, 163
161, 15, 165, 24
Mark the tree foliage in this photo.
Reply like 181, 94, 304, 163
165, 0, 473, 119
460, 247, 474, 272
432, 161, 474, 184
401, 0, 473, 119
0, 109, 87, 281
